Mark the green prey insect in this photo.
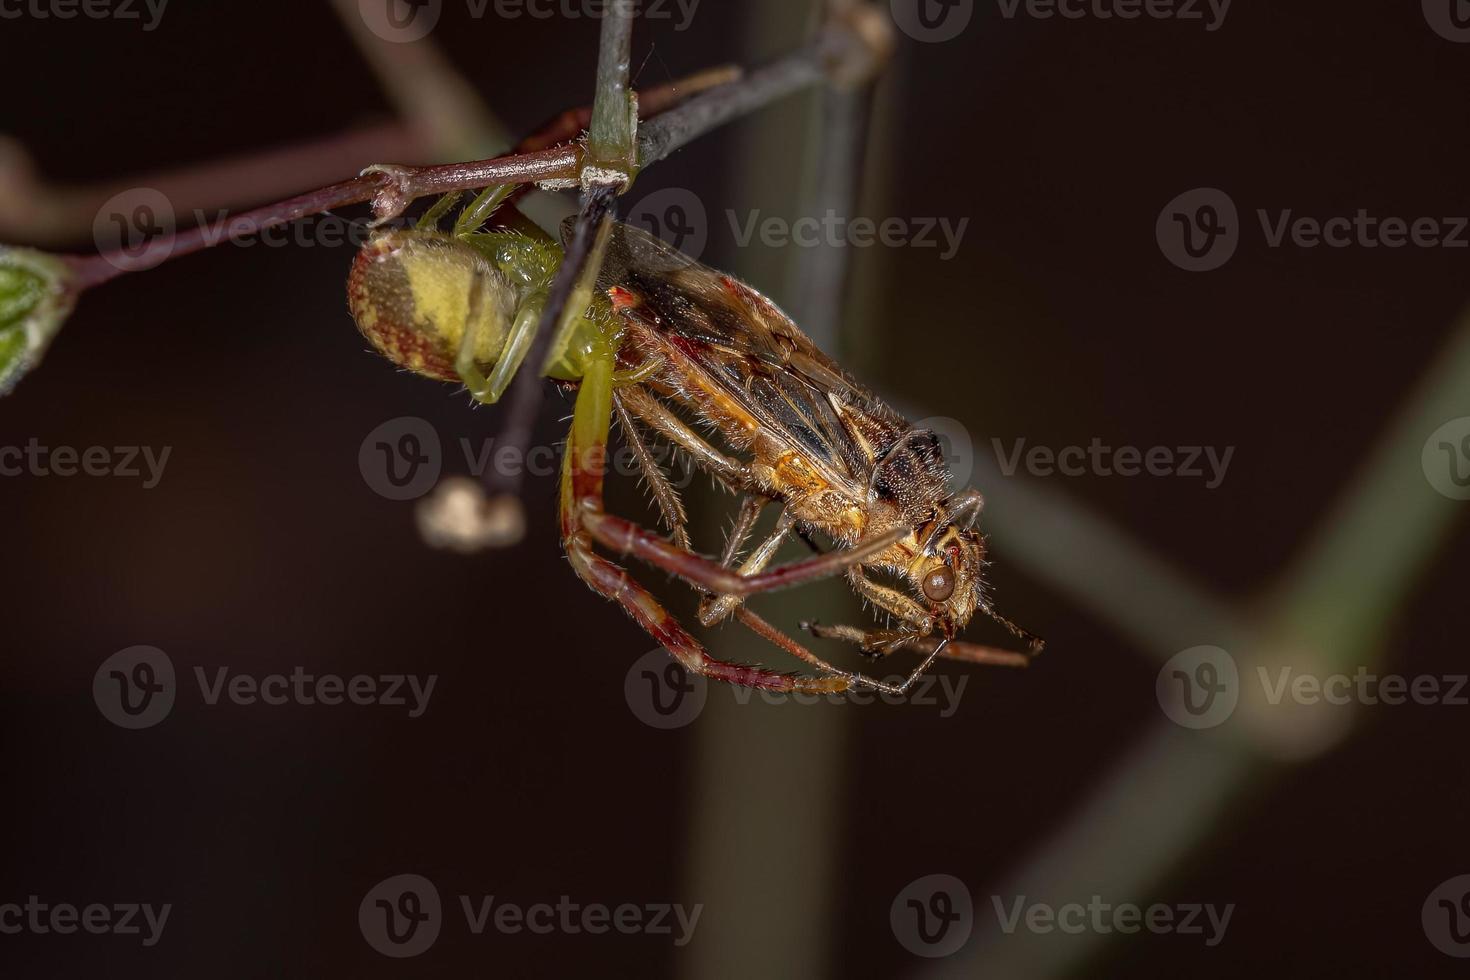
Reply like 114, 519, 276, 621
347, 187, 1042, 696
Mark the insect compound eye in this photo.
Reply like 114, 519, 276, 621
922, 565, 956, 603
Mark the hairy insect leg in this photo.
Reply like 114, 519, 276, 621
417, 191, 463, 230
581, 505, 907, 601
615, 385, 752, 490
736, 607, 952, 697
561, 353, 848, 694
589, 391, 909, 597
845, 567, 938, 640
982, 605, 1047, 656
693, 492, 767, 626
803, 622, 1033, 669
698, 514, 791, 627
612, 394, 691, 551
717, 495, 767, 565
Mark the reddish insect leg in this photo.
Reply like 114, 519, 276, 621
804, 622, 1033, 669
735, 607, 953, 696
560, 353, 848, 694
580, 508, 906, 600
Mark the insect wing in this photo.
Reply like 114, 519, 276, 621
590, 220, 910, 492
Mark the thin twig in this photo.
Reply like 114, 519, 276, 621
484, 3, 636, 500
637, 24, 855, 167
485, 183, 617, 502
0, 124, 418, 247
52, 21, 875, 296
586, 0, 637, 176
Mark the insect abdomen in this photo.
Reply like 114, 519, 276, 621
347, 230, 514, 381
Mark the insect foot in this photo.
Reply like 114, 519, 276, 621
415, 476, 526, 552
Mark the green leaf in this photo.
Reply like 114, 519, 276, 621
0, 246, 75, 396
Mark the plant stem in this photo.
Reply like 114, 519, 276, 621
54, 16, 876, 296
485, 2, 636, 501
637, 23, 859, 167
586, 0, 636, 177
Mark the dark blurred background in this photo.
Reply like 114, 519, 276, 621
1, 1, 1468, 976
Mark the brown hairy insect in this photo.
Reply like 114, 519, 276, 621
350, 197, 1042, 696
